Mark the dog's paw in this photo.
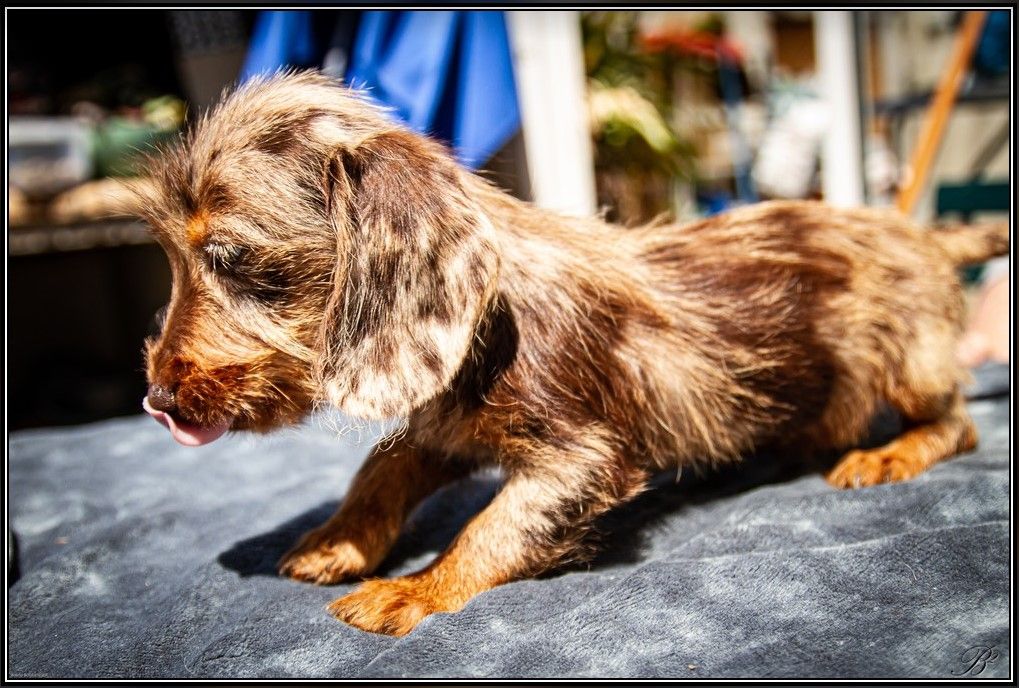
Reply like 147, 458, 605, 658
826, 447, 921, 489
277, 528, 374, 584
327, 576, 456, 636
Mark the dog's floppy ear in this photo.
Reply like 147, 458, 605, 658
315, 129, 500, 419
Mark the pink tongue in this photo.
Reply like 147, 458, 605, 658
142, 397, 232, 447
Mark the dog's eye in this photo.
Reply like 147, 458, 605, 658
203, 242, 290, 303
204, 243, 246, 273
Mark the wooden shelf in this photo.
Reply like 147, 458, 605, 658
9, 220, 154, 257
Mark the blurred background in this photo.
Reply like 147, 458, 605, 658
7, 9, 1011, 430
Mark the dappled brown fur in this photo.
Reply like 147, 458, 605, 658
138, 72, 1010, 637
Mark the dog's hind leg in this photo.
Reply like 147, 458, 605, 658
826, 391, 976, 488
826, 331, 976, 489
278, 442, 470, 584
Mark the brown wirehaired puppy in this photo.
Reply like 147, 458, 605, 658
139, 72, 1009, 636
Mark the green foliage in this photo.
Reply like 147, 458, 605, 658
582, 12, 697, 183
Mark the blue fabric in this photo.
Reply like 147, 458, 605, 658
241, 11, 520, 169
6, 364, 1010, 678
347, 11, 521, 169
342, 11, 521, 169
974, 11, 1010, 77
241, 11, 319, 81
450, 12, 521, 169
347, 12, 459, 132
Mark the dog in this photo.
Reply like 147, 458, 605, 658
139, 71, 1009, 636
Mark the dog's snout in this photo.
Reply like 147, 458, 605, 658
146, 383, 177, 413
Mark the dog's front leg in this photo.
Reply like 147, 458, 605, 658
278, 442, 469, 584
328, 437, 648, 636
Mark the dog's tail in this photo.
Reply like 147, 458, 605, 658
929, 221, 1010, 266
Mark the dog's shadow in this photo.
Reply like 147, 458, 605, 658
218, 408, 903, 579
217, 475, 504, 579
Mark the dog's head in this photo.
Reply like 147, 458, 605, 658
139, 72, 500, 446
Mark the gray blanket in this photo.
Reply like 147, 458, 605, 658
7, 364, 1010, 678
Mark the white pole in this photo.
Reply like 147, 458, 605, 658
815, 11, 865, 207
506, 11, 598, 217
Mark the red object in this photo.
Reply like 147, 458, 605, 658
641, 29, 744, 65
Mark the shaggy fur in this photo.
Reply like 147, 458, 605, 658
139, 72, 1009, 636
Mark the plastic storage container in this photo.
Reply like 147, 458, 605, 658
9, 117, 94, 199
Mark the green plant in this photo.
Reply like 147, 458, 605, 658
582, 12, 698, 222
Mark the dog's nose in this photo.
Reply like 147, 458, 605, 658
146, 383, 177, 413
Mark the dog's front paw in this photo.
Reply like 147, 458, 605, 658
327, 576, 456, 636
278, 528, 374, 584
826, 447, 920, 488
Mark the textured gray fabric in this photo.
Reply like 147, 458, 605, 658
8, 365, 1010, 678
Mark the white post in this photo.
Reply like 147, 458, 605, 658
506, 11, 598, 217
815, 11, 865, 207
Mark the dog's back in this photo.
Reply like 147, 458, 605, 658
417, 193, 1005, 478
624, 200, 1005, 473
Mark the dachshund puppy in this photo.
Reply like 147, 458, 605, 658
139, 72, 1009, 636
